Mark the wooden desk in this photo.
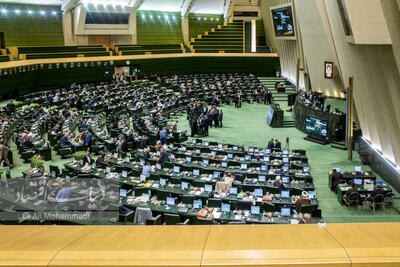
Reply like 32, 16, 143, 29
2, 223, 400, 266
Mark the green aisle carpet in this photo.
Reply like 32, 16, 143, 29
176, 102, 400, 223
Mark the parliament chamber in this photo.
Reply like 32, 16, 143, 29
1, 0, 400, 266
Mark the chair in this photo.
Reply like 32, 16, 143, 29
194, 217, 213, 225
237, 201, 252, 211
177, 218, 191, 225
261, 202, 275, 212
384, 192, 394, 207
300, 204, 319, 214
207, 198, 221, 208
146, 214, 162, 225
119, 207, 134, 224
133, 207, 152, 225
165, 213, 180, 225
373, 194, 385, 213
181, 195, 196, 205
362, 196, 374, 212
343, 192, 360, 208
49, 165, 60, 176
157, 190, 170, 201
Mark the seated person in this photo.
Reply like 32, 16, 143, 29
371, 183, 386, 198
242, 192, 256, 205
273, 176, 286, 190
82, 150, 93, 166
295, 191, 311, 213
60, 132, 71, 148
298, 213, 311, 224
141, 162, 155, 178
262, 192, 274, 204
344, 181, 358, 203
96, 153, 109, 168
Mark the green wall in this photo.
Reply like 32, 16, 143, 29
0, 56, 280, 99
0, 3, 64, 47
136, 11, 183, 44
188, 14, 224, 40
256, 20, 266, 46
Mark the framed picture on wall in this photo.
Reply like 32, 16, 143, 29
324, 61, 334, 79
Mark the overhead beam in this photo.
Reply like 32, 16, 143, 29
224, 0, 233, 20
129, 0, 145, 9
61, 0, 79, 12
181, 0, 197, 17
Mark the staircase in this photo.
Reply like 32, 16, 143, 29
259, 77, 297, 128
188, 20, 244, 53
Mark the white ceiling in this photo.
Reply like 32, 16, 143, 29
0, 0, 62, 5
0, 0, 228, 13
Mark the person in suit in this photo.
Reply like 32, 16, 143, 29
218, 110, 223, 127
160, 128, 168, 145
298, 213, 311, 224
267, 139, 275, 150
85, 131, 92, 147
60, 133, 71, 148
371, 184, 386, 198
201, 115, 209, 136
140, 136, 148, 150
331, 169, 343, 193
121, 137, 128, 153
159, 148, 170, 165
273, 176, 286, 190
234, 93, 241, 108
143, 147, 151, 165
295, 191, 311, 213
275, 139, 282, 150
344, 181, 358, 203
82, 150, 93, 166
0, 139, 12, 168
95, 154, 108, 168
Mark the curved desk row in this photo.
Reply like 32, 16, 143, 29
293, 95, 346, 143
1, 223, 400, 266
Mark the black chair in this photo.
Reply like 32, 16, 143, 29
384, 192, 394, 207
261, 202, 275, 212
194, 217, 213, 225
165, 213, 180, 225
207, 198, 221, 208
343, 192, 360, 208
49, 165, 60, 176
181, 195, 195, 205
177, 218, 191, 225
237, 201, 252, 211
373, 194, 385, 213
300, 204, 318, 214
362, 196, 374, 211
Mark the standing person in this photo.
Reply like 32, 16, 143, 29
213, 109, 219, 128
201, 115, 209, 137
218, 110, 223, 127
0, 139, 12, 168
267, 139, 275, 150
267, 90, 273, 105
160, 128, 168, 145
234, 93, 241, 108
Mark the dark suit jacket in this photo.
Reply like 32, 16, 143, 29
82, 155, 93, 165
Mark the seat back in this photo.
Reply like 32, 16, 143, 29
207, 198, 221, 208
373, 194, 385, 203
165, 213, 180, 225
194, 217, 213, 225
181, 195, 196, 204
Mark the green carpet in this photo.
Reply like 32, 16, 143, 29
176, 102, 400, 223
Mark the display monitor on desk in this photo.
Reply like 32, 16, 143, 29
221, 203, 231, 213
308, 191, 316, 199
191, 139, 196, 144
265, 149, 271, 154
181, 181, 189, 190
334, 167, 341, 172
167, 197, 175, 206
283, 150, 288, 155
193, 169, 200, 176
353, 178, 362, 185
193, 200, 202, 209
211, 151, 217, 156
173, 166, 180, 173
122, 170, 128, 178
283, 157, 289, 163
156, 163, 162, 169
281, 190, 290, 198
245, 155, 251, 161
305, 116, 328, 139
213, 171, 221, 178
261, 165, 268, 171
258, 175, 266, 182
283, 166, 289, 172
140, 174, 146, 182
195, 149, 201, 154
303, 166, 310, 173
248, 147, 255, 153
241, 163, 248, 170
228, 153, 233, 159
221, 161, 228, 168
125, 157, 130, 163
233, 146, 238, 151
119, 188, 127, 197
282, 177, 289, 183
169, 143, 174, 149
205, 184, 213, 192
254, 188, 263, 197
355, 166, 362, 172
229, 187, 238, 194
251, 205, 260, 215
203, 159, 209, 165
185, 156, 191, 163
182, 146, 187, 151
160, 178, 167, 186
281, 207, 291, 216
204, 141, 209, 146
